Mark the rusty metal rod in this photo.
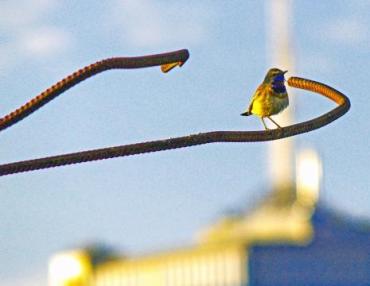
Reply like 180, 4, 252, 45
0, 53, 350, 176
0, 49, 190, 132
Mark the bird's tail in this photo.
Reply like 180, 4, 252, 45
240, 111, 251, 116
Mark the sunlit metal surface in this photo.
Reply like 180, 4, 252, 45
0, 49, 350, 176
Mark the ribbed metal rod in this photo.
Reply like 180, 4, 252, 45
0, 49, 190, 132
0, 55, 350, 176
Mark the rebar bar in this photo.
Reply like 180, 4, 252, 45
0, 51, 350, 176
0, 49, 189, 132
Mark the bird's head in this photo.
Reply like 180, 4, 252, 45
263, 68, 288, 84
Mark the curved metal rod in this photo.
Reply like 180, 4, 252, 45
0, 64, 350, 176
0, 49, 190, 132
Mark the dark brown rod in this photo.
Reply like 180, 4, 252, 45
0, 52, 350, 176
0, 49, 190, 132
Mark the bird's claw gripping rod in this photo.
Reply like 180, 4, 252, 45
0, 50, 350, 176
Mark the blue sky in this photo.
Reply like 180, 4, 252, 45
1, 1, 369, 285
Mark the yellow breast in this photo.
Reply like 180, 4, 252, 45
249, 85, 288, 117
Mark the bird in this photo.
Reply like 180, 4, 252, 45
241, 68, 289, 130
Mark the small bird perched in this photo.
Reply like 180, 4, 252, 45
241, 68, 289, 130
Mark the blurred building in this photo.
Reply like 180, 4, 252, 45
48, 149, 370, 286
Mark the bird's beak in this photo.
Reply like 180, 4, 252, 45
283, 70, 288, 74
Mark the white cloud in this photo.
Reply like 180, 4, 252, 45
0, 0, 72, 69
324, 18, 368, 45
111, 0, 213, 48
0, 0, 57, 29
20, 26, 72, 57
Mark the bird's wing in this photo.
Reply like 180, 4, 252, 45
248, 84, 266, 112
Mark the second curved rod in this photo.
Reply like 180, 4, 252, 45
0, 76, 350, 176
0, 49, 190, 132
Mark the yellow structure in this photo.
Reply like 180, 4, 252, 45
49, 243, 247, 286
48, 149, 321, 286
49, 250, 93, 286
48, 200, 315, 286
95, 243, 246, 286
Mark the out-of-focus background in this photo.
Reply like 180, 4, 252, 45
0, 1, 369, 285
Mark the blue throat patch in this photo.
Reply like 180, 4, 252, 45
272, 75, 286, 93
